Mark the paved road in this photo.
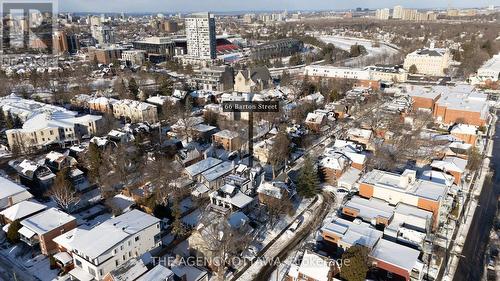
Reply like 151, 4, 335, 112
453, 115, 500, 281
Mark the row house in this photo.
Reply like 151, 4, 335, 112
112, 99, 158, 124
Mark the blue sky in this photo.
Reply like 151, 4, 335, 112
59, 0, 495, 13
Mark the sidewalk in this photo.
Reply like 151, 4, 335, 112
442, 115, 497, 281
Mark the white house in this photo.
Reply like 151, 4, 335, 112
60, 210, 161, 280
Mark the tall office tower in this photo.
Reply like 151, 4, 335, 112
393, 5, 404, 19
185, 12, 216, 59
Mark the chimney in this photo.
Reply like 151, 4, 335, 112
430, 41, 435, 49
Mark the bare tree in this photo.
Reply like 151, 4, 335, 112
46, 168, 80, 212
268, 129, 291, 178
143, 154, 181, 206
266, 193, 293, 227
200, 216, 252, 280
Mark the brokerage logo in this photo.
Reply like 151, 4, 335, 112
1, 0, 57, 66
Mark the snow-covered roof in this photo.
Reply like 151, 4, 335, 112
185, 157, 223, 178
201, 161, 233, 182
371, 239, 421, 272
343, 196, 394, 222
420, 170, 455, 187
0, 176, 33, 209
213, 129, 239, 139
69, 209, 160, 259
319, 152, 350, 170
53, 252, 73, 266
171, 265, 208, 281
297, 251, 332, 281
136, 265, 174, 281
69, 267, 94, 281
337, 167, 362, 189
450, 124, 478, 135
106, 258, 148, 281
21, 208, 75, 235
347, 128, 372, 140
321, 217, 382, 249
431, 156, 467, 173
53, 228, 88, 251
0, 200, 46, 222
257, 181, 288, 200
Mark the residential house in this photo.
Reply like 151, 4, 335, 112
430, 156, 467, 185
305, 111, 327, 133
199, 161, 234, 190
184, 157, 223, 180
346, 128, 372, 145
370, 239, 424, 281
286, 251, 337, 281
0, 176, 33, 210
19, 208, 77, 255
256, 181, 294, 205
320, 217, 383, 251
234, 67, 273, 92
209, 184, 254, 213
212, 130, 241, 151
384, 203, 433, 249
135, 265, 174, 281
0, 200, 46, 226
112, 99, 158, 124
88, 96, 118, 113
61, 210, 161, 280
342, 196, 394, 227
102, 258, 148, 281
450, 124, 478, 145
8, 159, 55, 191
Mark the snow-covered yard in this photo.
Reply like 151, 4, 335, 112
319, 35, 399, 66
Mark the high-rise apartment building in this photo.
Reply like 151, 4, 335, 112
185, 12, 216, 59
393, 5, 404, 19
376, 8, 390, 20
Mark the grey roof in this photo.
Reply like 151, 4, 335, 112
240, 66, 272, 84
201, 161, 234, 182
185, 157, 223, 177
70, 209, 160, 259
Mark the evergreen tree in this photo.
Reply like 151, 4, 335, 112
5, 113, 14, 129
159, 76, 174, 96
7, 220, 22, 243
128, 78, 139, 99
409, 64, 418, 74
86, 142, 102, 181
340, 245, 370, 281
296, 156, 319, 198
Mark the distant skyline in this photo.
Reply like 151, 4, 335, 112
59, 0, 496, 13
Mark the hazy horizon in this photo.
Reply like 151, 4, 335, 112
59, 0, 496, 13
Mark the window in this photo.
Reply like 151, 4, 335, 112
88, 268, 96, 277
115, 260, 119, 266
120, 245, 124, 251
135, 236, 140, 242
75, 259, 82, 267
114, 249, 117, 254
123, 255, 126, 261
